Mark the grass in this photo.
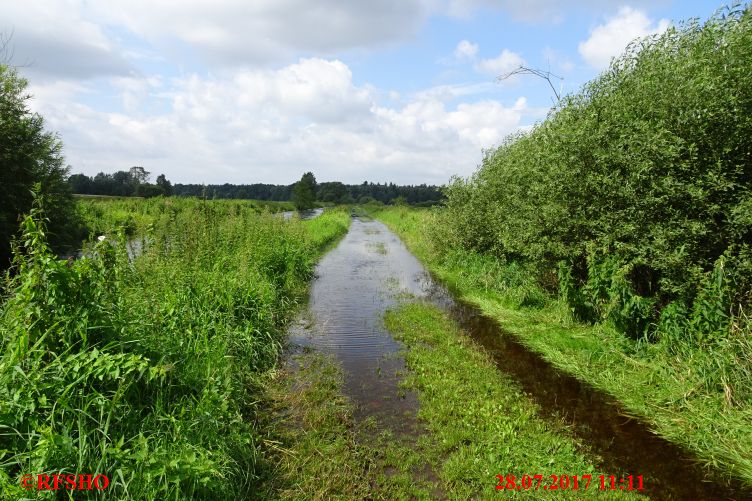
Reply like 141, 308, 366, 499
0, 199, 349, 499
261, 351, 451, 500
375, 206, 752, 488
263, 303, 639, 499
76, 197, 295, 238
383, 302, 638, 500
260, 353, 374, 499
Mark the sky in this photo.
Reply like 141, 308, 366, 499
2, 0, 722, 185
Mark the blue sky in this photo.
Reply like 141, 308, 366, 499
4, 0, 723, 185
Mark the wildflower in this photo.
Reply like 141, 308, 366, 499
97, 235, 106, 241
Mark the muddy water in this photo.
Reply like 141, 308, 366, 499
430, 293, 752, 501
288, 218, 434, 433
289, 217, 750, 500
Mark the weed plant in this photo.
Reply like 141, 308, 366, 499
377, 207, 752, 487
0, 198, 348, 499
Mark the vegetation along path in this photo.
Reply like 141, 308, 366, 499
264, 213, 748, 499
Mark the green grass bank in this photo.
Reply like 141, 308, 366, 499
376, 207, 752, 489
262, 301, 640, 499
0, 199, 348, 499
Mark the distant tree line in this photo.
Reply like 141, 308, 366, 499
70, 172, 445, 206
170, 180, 443, 205
171, 183, 293, 201
68, 167, 172, 197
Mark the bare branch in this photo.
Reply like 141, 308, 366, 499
0, 29, 15, 65
497, 65, 563, 102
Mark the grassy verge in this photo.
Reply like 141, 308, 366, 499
376, 207, 752, 488
263, 304, 638, 499
261, 351, 443, 500
0, 201, 349, 499
383, 302, 637, 500
76, 197, 295, 238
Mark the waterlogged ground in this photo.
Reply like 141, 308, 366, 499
271, 216, 747, 500
287, 217, 430, 432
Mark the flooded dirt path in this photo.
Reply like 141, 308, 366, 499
288, 217, 749, 500
288, 217, 431, 433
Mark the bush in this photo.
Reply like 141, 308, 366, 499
438, 3, 752, 341
0, 64, 84, 267
0, 199, 349, 498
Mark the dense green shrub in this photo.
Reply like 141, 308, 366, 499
438, 3, 752, 342
0, 65, 84, 266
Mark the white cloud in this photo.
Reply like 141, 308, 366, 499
27, 59, 530, 185
474, 49, 525, 77
91, 0, 430, 66
578, 6, 670, 69
2, 1, 132, 79
454, 40, 479, 59
444, 0, 659, 21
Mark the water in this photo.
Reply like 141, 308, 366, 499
281, 207, 324, 220
287, 217, 750, 500
58, 237, 148, 261
288, 218, 430, 432
432, 294, 752, 500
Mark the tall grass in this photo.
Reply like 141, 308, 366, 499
75, 197, 295, 239
0, 198, 348, 499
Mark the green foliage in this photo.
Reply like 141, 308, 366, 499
75, 197, 295, 239
0, 198, 349, 498
384, 303, 637, 499
69, 170, 172, 198
0, 65, 84, 266
377, 206, 752, 487
316, 181, 352, 204
292, 172, 317, 210
437, 3, 752, 342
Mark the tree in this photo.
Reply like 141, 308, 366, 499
129, 166, 150, 185
292, 172, 317, 210
0, 64, 83, 267
156, 173, 172, 196
317, 181, 349, 204
68, 173, 92, 194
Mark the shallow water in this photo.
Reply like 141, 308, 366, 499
281, 207, 324, 220
288, 217, 750, 500
288, 218, 431, 432
431, 292, 751, 500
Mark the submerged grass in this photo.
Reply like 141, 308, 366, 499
262, 351, 441, 500
0, 199, 348, 499
265, 302, 639, 499
376, 207, 752, 488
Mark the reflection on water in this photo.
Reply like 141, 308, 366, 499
288, 218, 431, 433
60, 237, 149, 261
432, 292, 751, 500
281, 207, 324, 220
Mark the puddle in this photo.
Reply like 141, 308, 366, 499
287, 218, 433, 434
280, 207, 324, 220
